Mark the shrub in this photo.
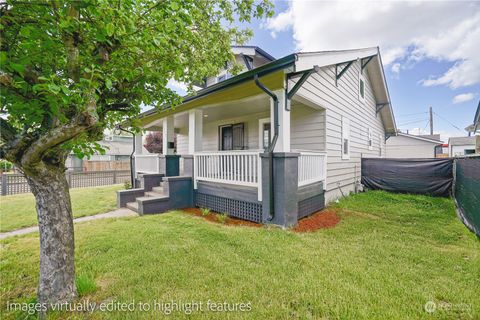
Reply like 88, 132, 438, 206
124, 181, 132, 189
200, 208, 210, 216
217, 212, 229, 224
0, 159, 13, 172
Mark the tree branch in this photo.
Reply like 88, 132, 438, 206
63, 5, 80, 82
21, 90, 99, 169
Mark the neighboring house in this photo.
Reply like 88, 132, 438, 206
386, 132, 442, 158
448, 136, 479, 156
67, 132, 133, 171
118, 46, 396, 227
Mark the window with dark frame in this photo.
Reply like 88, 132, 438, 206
219, 123, 245, 150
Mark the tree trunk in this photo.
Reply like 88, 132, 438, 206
27, 167, 77, 306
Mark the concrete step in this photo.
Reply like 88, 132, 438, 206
145, 191, 165, 197
136, 195, 169, 203
152, 186, 164, 193
126, 201, 139, 212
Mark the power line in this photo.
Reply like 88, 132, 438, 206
398, 118, 429, 126
433, 111, 464, 133
397, 112, 429, 117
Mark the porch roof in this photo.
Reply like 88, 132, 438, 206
139, 47, 397, 134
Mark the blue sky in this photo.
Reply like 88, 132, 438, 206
244, 0, 480, 141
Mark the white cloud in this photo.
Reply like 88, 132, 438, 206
265, 1, 480, 88
391, 63, 401, 75
452, 92, 477, 104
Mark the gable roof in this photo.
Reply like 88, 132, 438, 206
140, 47, 397, 134
231, 45, 276, 61
397, 132, 443, 144
465, 99, 480, 133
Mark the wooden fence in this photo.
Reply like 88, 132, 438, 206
82, 160, 130, 171
0, 170, 131, 196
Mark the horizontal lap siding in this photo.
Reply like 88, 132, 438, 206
386, 135, 437, 158
295, 61, 386, 202
202, 111, 269, 151
291, 104, 326, 151
176, 127, 189, 155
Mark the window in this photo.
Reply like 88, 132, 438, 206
258, 118, 271, 150
342, 117, 350, 159
219, 123, 244, 150
367, 128, 373, 150
359, 72, 366, 103
217, 73, 230, 82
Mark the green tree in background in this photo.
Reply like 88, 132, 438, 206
0, 0, 272, 308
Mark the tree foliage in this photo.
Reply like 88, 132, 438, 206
0, 0, 273, 171
143, 131, 163, 153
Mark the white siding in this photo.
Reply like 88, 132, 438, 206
386, 135, 437, 158
294, 61, 386, 203
176, 127, 189, 155
291, 104, 326, 151
201, 111, 269, 151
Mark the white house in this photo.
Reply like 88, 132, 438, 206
386, 132, 442, 158
118, 46, 396, 227
448, 136, 479, 156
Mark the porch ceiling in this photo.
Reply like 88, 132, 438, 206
140, 70, 285, 128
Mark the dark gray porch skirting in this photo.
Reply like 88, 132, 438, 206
194, 182, 262, 223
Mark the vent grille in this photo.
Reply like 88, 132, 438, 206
195, 193, 262, 223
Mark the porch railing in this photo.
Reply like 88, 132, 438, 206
297, 151, 327, 187
134, 154, 161, 174
194, 151, 262, 201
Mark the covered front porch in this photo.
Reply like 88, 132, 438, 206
125, 70, 327, 226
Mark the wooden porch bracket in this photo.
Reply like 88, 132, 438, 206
376, 102, 389, 114
335, 60, 354, 86
361, 55, 376, 72
286, 65, 320, 111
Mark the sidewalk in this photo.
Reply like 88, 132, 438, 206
0, 208, 138, 240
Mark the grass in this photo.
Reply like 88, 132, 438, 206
0, 191, 478, 319
0, 185, 123, 232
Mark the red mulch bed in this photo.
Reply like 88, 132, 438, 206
183, 208, 261, 228
293, 209, 341, 233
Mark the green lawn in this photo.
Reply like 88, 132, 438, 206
0, 191, 478, 319
0, 185, 123, 232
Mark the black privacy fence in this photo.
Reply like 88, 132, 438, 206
362, 157, 479, 237
454, 157, 480, 237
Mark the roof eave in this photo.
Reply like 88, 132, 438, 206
139, 53, 296, 118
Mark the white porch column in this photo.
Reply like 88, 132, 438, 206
162, 116, 175, 155
134, 133, 143, 154
270, 89, 291, 152
188, 109, 203, 154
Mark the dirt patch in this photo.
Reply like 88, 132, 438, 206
182, 208, 261, 228
294, 209, 341, 233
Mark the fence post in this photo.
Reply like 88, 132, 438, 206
67, 172, 72, 188
113, 170, 117, 184
1, 174, 7, 196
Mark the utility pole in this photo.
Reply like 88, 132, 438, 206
429, 106, 433, 135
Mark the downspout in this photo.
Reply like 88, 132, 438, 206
254, 74, 279, 221
116, 125, 136, 189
